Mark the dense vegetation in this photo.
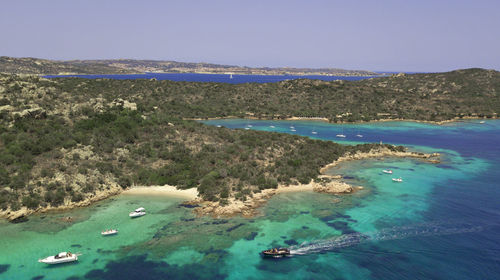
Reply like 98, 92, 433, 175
0, 68, 497, 213
3, 68, 495, 123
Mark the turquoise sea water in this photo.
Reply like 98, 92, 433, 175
1, 120, 499, 279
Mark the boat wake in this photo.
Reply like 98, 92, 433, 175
289, 221, 483, 256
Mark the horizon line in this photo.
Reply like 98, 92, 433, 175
2, 55, 498, 74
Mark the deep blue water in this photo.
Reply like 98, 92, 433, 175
201, 119, 500, 279
43, 73, 379, 84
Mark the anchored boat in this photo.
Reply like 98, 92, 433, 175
129, 207, 146, 218
392, 177, 403, 182
101, 229, 118, 236
383, 169, 393, 174
38, 252, 79, 265
261, 248, 291, 258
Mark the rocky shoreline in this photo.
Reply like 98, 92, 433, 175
191, 178, 358, 218
0, 187, 122, 223
191, 147, 439, 218
0, 147, 439, 222
320, 147, 440, 172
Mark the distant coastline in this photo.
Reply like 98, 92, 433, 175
0, 56, 380, 76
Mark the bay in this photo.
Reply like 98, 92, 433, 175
43, 73, 378, 84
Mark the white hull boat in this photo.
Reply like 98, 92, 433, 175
101, 229, 118, 236
382, 169, 393, 174
336, 134, 346, 138
130, 207, 146, 218
39, 252, 78, 265
129, 211, 146, 218
392, 178, 403, 182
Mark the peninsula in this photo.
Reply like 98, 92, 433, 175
0, 67, 497, 221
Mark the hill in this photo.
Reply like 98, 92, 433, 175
0, 68, 497, 219
0, 56, 378, 76
0, 56, 135, 75
13, 68, 496, 122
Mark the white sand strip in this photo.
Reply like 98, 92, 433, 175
121, 185, 198, 199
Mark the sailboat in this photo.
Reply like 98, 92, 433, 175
229, 73, 233, 79
336, 124, 346, 138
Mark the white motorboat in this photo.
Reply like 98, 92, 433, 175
101, 229, 118, 236
392, 178, 403, 182
129, 207, 146, 218
270, 125, 275, 128
129, 211, 146, 218
312, 131, 318, 135
216, 125, 222, 128
480, 121, 485, 124
291, 129, 296, 132
38, 252, 78, 265
382, 169, 393, 174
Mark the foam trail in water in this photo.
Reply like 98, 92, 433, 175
289, 221, 483, 255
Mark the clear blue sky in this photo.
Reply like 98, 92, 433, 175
1, 0, 499, 72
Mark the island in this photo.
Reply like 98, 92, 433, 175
0, 67, 498, 221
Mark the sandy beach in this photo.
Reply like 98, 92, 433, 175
121, 185, 199, 200
193, 178, 356, 218
0, 148, 438, 222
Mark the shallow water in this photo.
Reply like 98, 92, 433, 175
1, 119, 499, 279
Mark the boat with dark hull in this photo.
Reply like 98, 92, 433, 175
260, 248, 291, 258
